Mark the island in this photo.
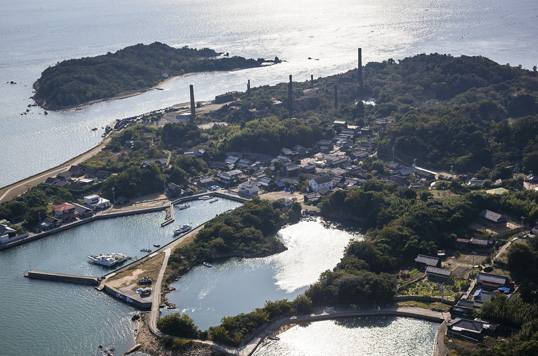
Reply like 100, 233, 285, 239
32, 42, 279, 110
3, 52, 538, 356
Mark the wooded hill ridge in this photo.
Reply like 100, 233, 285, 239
33, 42, 271, 110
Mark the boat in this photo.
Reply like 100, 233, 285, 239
203, 262, 212, 268
267, 335, 280, 341
173, 224, 192, 235
140, 248, 152, 253
178, 203, 190, 210
198, 196, 211, 200
153, 243, 161, 248
91, 127, 97, 131
208, 198, 218, 203
88, 253, 130, 267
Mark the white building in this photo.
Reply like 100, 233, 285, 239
238, 180, 258, 197
84, 195, 111, 210
308, 175, 333, 192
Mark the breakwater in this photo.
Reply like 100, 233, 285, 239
24, 270, 99, 285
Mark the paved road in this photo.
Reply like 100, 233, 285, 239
0, 137, 111, 203
151, 305, 444, 356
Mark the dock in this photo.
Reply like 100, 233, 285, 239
24, 270, 99, 286
160, 204, 174, 227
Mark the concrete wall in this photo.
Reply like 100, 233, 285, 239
0, 206, 167, 251
102, 285, 152, 310
25, 271, 99, 286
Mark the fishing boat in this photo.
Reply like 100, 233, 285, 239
208, 198, 218, 203
140, 248, 152, 253
88, 253, 130, 267
178, 203, 190, 210
173, 224, 191, 235
153, 243, 161, 248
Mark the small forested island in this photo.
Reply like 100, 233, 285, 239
33, 42, 277, 110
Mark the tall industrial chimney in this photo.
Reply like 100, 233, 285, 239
358, 48, 363, 85
288, 75, 293, 115
189, 84, 195, 120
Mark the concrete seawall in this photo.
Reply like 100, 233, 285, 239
1, 192, 248, 252
102, 284, 152, 310
171, 191, 249, 206
24, 270, 99, 286
0, 206, 167, 251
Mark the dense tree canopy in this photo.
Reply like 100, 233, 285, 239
34, 42, 265, 109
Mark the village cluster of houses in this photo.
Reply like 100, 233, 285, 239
38, 194, 111, 231
42, 165, 110, 191
409, 208, 521, 342
174, 120, 447, 203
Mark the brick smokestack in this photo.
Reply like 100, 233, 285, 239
288, 75, 293, 115
358, 48, 363, 86
189, 84, 195, 120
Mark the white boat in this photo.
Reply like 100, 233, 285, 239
88, 253, 130, 267
173, 224, 192, 235
203, 262, 212, 268
208, 198, 218, 203
178, 203, 190, 210
199, 196, 211, 200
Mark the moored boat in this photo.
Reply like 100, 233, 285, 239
208, 198, 218, 203
178, 203, 190, 210
203, 262, 212, 268
173, 224, 192, 235
88, 253, 130, 267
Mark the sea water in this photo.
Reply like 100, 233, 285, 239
0, 199, 240, 356
0, 0, 537, 186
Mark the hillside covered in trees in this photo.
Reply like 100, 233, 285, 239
33, 42, 270, 110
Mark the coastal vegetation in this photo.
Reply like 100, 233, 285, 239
166, 198, 301, 276
33, 42, 271, 110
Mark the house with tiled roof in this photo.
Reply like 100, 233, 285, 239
476, 272, 508, 290
478, 209, 507, 229
308, 175, 333, 192
53, 202, 78, 222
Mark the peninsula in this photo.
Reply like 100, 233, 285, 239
33, 42, 279, 110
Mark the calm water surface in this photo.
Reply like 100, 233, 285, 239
252, 316, 439, 356
164, 219, 361, 330
0, 199, 240, 356
1, 0, 537, 186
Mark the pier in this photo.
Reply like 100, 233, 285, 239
160, 204, 174, 227
24, 270, 100, 286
